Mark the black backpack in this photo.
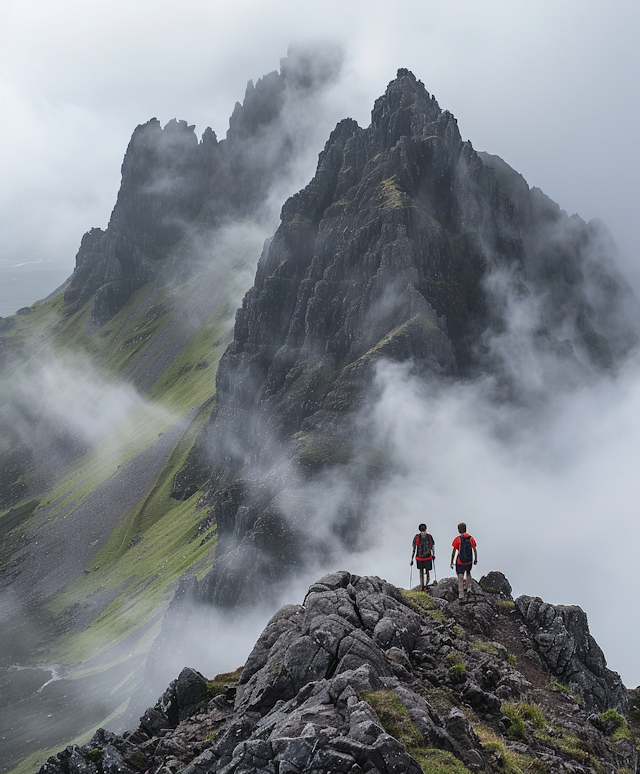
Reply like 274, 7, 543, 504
416, 533, 433, 559
459, 534, 473, 563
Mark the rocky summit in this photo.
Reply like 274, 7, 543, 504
39, 572, 639, 774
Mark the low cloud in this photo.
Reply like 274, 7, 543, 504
349, 355, 640, 687
0, 348, 178, 465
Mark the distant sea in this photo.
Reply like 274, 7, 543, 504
0, 258, 72, 318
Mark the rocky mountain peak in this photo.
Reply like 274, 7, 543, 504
227, 43, 342, 145
174, 69, 638, 608
62, 45, 344, 324
37, 572, 639, 774
63, 116, 209, 321
111, 117, 205, 246
226, 70, 285, 143
370, 68, 445, 150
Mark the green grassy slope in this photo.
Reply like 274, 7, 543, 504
0, 239, 257, 773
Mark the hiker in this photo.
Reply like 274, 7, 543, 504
411, 523, 435, 591
450, 522, 477, 601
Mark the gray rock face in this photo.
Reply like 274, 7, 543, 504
37, 573, 638, 774
182, 68, 639, 607
63, 45, 343, 323
140, 667, 210, 736
64, 119, 206, 322
515, 594, 627, 712
235, 573, 403, 715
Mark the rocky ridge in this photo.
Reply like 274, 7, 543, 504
0, 45, 342, 511
63, 44, 342, 323
39, 572, 639, 774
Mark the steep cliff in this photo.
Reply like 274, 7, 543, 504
179, 70, 639, 607
0, 44, 343, 511
37, 572, 639, 774
63, 44, 342, 324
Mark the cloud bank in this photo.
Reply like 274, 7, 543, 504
1, 1, 638, 293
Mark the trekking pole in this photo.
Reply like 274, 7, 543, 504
409, 562, 413, 590
433, 557, 437, 586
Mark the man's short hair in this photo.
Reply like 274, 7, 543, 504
458, 522, 467, 533
418, 523, 427, 531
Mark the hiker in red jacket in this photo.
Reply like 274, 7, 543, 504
411, 523, 435, 591
450, 522, 477, 601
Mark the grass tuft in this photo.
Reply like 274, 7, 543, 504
599, 708, 625, 730
362, 690, 473, 774
503, 702, 546, 730
475, 722, 547, 773
206, 666, 243, 698
445, 652, 466, 678
549, 679, 572, 695
470, 640, 499, 655
361, 690, 423, 749
401, 589, 448, 623
411, 748, 473, 773
599, 708, 630, 740
502, 702, 545, 740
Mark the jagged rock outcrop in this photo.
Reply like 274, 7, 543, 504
63, 118, 208, 321
516, 595, 627, 713
178, 69, 639, 607
37, 573, 638, 774
63, 44, 343, 323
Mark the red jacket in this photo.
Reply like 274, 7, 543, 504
452, 533, 476, 565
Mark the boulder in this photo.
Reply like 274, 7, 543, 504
479, 571, 512, 597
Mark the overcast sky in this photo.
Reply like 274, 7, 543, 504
1, 0, 638, 286
1, 1, 640, 684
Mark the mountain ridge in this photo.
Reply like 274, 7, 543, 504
64, 44, 343, 324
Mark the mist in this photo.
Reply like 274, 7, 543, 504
3, 350, 177, 448
339, 354, 640, 688
0, 345, 187, 770
135, 336, 640, 700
